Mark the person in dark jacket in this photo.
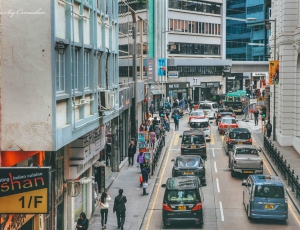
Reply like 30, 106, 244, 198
142, 167, 149, 195
128, 141, 136, 166
266, 120, 272, 138
253, 108, 259, 126
113, 189, 127, 230
76, 212, 89, 229
173, 112, 180, 131
149, 104, 154, 118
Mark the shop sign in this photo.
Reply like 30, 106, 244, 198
168, 71, 179, 78
148, 59, 153, 80
228, 76, 235, 79
269, 60, 279, 85
168, 82, 189, 89
252, 72, 266, 76
0, 167, 51, 214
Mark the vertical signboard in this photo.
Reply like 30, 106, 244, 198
268, 60, 279, 85
0, 167, 51, 214
148, 58, 154, 81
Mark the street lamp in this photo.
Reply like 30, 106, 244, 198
247, 17, 277, 141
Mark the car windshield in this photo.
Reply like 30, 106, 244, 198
199, 104, 211, 110
177, 157, 200, 167
229, 133, 250, 139
212, 104, 218, 109
167, 189, 197, 203
221, 119, 236, 124
190, 122, 209, 128
182, 135, 205, 144
236, 148, 257, 155
254, 185, 284, 198
191, 111, 204, 116
221, 112, 233, 116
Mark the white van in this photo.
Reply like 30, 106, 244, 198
199, 102, 219, 119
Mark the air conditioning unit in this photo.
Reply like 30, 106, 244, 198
98, 90, 111, 110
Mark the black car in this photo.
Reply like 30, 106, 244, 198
171, 155, 206, 186
162, 176, 204, 226
222, 128, 252, 155
216, 107, 236, 125
180, 130, 207, 160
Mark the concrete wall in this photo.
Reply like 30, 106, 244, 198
0, 0, 53, 150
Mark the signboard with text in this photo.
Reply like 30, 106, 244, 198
0, 167, 51, 214
268, 60, 279, 85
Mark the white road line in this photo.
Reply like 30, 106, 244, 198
212, 148, 215, 158
214, 161, 217, 173
219, 201, 224, 221
170, 149, 178, 150
216, 178, 220, 193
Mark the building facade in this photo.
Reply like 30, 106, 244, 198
0, 0, 129, 229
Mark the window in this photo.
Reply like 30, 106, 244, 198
167, 189, 197, 202
71, 49, 79, 90
84, 50, 89, 88
56, 51, 65, 92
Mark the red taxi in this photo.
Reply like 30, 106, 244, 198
218, 117, 238, 135
188, 110, 206, 124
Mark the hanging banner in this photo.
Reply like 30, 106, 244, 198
268, 60, 279, 85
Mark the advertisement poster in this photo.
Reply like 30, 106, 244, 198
268, 60, 279, 85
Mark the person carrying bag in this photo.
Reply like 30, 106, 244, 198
99, 192, 111, 229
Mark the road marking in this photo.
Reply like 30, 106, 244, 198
221, 135, 224, 142
173, 134, 179, 145
216, 178, 220, 193
289, 205, 300, 226
212, 148, 215, 158
210, 133, 215, 145
170, 148, 178, 150
263, 159, 272, 175
214, 161, 218, 173
145, 131, 175, 230
219, 201, 224, 221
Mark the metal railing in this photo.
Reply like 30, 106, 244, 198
151, 137, 164, 175
264, 135, 300, 200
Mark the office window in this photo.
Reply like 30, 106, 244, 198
56, 51, 65, 92
84, 50, 89, 88
71, 49, 79, 90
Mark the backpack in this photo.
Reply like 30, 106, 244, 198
266, 124, 272, 130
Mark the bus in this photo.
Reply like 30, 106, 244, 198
223, 92, 244, 114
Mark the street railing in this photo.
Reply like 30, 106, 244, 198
264, 135, 300, 200
151, 137, 164, 175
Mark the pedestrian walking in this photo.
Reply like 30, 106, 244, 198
253, 108, 259, 126
128, 141, 136, 166
154, 123, 160, 140
113, 189, 127, 230
99, 192, 111, 229
76, 212, 89, 230
141, 166, 149, 195
149, 130, 156, 148
105, 143, 111, 167
149, 103, 154, 118
137, 151, 145, 173
160, 125, 166, 146
266, 121, 272, 138
173, 112, 180, 131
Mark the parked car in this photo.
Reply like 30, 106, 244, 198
171, 155, 206, 185
180, 130, 207, 160
228, 145, 263, 177
218, 116, 238, 135
242, 175, 288, 221
188, 110, 205, 124
216, 107, 236, 125
189, 118, 212, 142
161, 176, 204, 226
222, 128, 252, 155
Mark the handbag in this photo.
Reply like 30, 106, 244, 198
99, 200, 109, 209
142, 182, 148, 188
140, 175, 143, 183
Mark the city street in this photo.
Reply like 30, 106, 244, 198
141, 113, 300, 230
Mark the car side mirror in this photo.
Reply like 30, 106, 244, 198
210, 121, 213, 124
236, 120, 238, 122
242, 182, 247, 186
161, 184, 166, 188
258, 149, 262, 152
179, 135, 182, 138
171, 159, 174, 162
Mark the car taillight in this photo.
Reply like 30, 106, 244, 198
232, 114, 236, 117
245, 138, 252, 143
227, 138, 235, 143
191, 202, 202, 211
163, 203, 173, 212
217, 114, 222, 118
219, 124, 223, 128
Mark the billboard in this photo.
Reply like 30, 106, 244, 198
0, 167, 51, 214
268, 60, 279, 85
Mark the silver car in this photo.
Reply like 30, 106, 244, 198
189, 118, 212, 141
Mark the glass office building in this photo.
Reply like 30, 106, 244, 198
226, 0, 271, 61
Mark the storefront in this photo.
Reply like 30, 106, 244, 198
200, 82, 220, 101
166, 82, 190, 101
226, 73, 243, 93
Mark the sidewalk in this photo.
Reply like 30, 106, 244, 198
89, 129, 173, 229
242, 118, 300, 210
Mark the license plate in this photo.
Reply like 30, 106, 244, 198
183, 171, 194, 175
265, 204, 274, 209
238, 142, 242, 145
243, 170, 254, 174
178, 206, 186, 210
191, 145, 196, 148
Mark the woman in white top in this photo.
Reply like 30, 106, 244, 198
99, 191, 111, 229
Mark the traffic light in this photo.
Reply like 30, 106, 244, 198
261, 106, 267, 120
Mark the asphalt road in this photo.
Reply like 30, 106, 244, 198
141, 114, 300, 230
